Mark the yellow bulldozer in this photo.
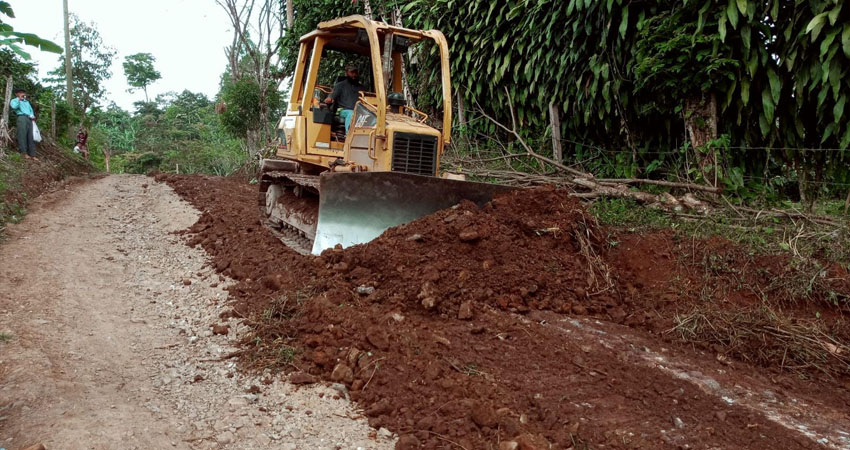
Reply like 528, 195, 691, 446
260, 15, 509, 255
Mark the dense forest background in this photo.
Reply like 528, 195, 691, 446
4, 0, 850, 208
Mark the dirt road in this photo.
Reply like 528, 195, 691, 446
0, 175, 393, 450
3, 173, 850, 450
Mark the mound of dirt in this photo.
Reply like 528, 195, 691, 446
312, 187, 618, 319
155, 173, 850, 449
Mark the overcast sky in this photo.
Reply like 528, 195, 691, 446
10, 0, 235, 111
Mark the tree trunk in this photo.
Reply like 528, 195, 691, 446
285, 0, 294, 27
381, 32, 393, 94
64, 0, 78, 140
684, 93, 718, 186
844, 188, 850, 215
456, 89, 466, 127
259, 88, 270, 145
794, 153, 808, 207
51, 96, 56, 141
103, 147, 110, 172
549, 102, 562, 163
246, 128, 261, 158
63, 0, 74, 141
0, 75, 12, 146
363, 0, 373, 19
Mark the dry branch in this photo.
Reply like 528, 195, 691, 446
673, 307, 850, 377
471, 95, 714, 212
594, 177, 722, 194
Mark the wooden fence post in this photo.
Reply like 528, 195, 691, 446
0, 75, 13, 147
549, 102, 562, 162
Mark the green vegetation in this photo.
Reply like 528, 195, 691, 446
0, 1, 61, 60
88, 90, 248, 175
1, 2, 274, 178
591, 197, 850, 267
123, 53, 161, 102
589, 198, 672, 229
5, 0, 850, 209
46, 13, 116, 120
286, 0, 850, 208
0, 153, 26, 231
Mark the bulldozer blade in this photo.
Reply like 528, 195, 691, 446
311, 172, 514, 255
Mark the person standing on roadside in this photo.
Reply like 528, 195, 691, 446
10, 88, 38, 161
75, 127, 89, 159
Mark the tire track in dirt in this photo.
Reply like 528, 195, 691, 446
0, 174, 393, 450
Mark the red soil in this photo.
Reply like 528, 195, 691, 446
155, 173, 850, 449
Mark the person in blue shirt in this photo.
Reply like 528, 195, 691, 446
10, 88, 38, 160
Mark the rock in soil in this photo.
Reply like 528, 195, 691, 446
395, 435, 421, 450
289, 372, 317, 385
458, 301, 474, 320
331, 363, 354, 384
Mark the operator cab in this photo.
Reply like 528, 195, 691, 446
286, 21, 433, 154
311, 55, 375, 142
276, 15, 452, 176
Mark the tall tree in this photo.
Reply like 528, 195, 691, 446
62, 0, 72, 113
123, 53, 161, 101
216, 0, 285, 156
47, 14, 116, 120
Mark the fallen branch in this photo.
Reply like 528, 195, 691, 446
470, 93, 716, 212
594, 177, 722, 194
734, 205, 843, 228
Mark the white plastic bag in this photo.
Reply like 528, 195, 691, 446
32, 121, 42, 143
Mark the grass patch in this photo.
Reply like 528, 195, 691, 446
0, 332, 13, 343
276, 344, 298, 365
0, 153, 28, 237
590, 197, 850, 266
589, 197, 671, 229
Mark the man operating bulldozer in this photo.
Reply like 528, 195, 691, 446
323, 64, 365, 133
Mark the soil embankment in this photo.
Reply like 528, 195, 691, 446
1, 143, 95, 231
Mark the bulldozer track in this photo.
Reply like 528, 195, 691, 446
263, 171, 321, 193
260, 169, 321, 255
262, 216, 313, 256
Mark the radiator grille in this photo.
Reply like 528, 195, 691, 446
391, 132, 438, 176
